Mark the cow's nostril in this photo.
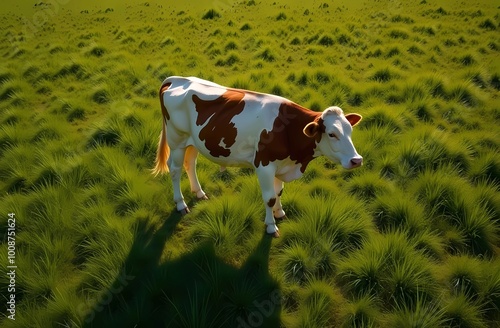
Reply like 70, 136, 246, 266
350, 158, 363, 166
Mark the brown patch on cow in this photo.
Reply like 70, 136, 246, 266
254, 101, 322, 172
267, 197, 276, 207
192, 90, 246, 157
159, 82, 172, 120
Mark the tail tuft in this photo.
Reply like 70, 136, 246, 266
152, 121, 170, 176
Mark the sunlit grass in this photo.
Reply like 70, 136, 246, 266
0, 0, 498, 326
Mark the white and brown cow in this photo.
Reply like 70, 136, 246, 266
152, 76, 363, 237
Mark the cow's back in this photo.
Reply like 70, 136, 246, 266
160, 76, 284, 167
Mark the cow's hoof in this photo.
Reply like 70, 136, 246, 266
265, 225, 280, 238
179, 207, 190, 216
274, 215, 287, 222
267, 230, 280, 238
198, 194, 209, 201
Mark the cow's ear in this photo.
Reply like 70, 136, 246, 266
303, 122, 320, 138
345, 113, 362, 127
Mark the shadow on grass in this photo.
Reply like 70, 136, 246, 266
83, 211, 280, 328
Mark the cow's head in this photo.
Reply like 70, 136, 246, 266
303, 106, 363, 169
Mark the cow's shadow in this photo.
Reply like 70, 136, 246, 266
82, 210, 280, 328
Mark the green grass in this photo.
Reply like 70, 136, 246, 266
0, 0, 499, 326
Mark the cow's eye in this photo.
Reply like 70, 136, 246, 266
328, 133, 338, 139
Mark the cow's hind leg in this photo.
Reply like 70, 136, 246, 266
256, 166, 279, 237
273, 178, 286, 220
168, 147, 190, 215
183, 146, 208, 200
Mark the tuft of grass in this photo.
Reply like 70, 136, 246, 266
411, 170, 463, 216
386, 256, 437, 309
290, 37, 301, 45
188, 196, 259, 255
441, 256, 482, 300
472, 180, 500, 221
394, 128, 472, 178
92, 88, 110, 104
276, 12, 287, 21
347, 91, 363, 107
257, 48, 276, 62
279, 195, 371, 256
338, 232, 438, 306
478, 18, 496, 30
342, 295, 379, 327
385, 46, 401, 58
407, 45, 425, 55
408, 102, 434, 122
402, 81, 431, 103
119, 119, 157, 164
224, 40, 238, 51
464, 70, 487, 89
435, 7, 448, 15
339, 251, 385, 298
240, 23, 252, 31
369, 67, 399, 82
202, 9, 221, 20
215, 52, 240, 67
0, 84, 21, 101
270, 83, 287, 97
318, 34, 335, 46
66, 107, 86, 122
279, 242, 317, 285
53, 63, 86, 79
422, 75, 447, 99
297, 280, 339, 327
445, 81, 480, 107
388, 29, 409, 39
346, 172, 391, 201
360, 109, 402, 132
411, 229, 445, 260
444, 294, 488, 328
0, 72, 14, 84
459, 54, 476, 66
391, 15, 415, 24
481, 261, 500, 321
87, 114, 123, 148
160, 36, 175, 47
411, 169, 498, 257
372, 192, 426, 235
387, 296, 446, 328
88, 46, 106, 57
489, 73, 500, 90
337, 33, 352, 46
413, 25, 435, 36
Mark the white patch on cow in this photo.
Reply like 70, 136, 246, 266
321, 106, 343, 118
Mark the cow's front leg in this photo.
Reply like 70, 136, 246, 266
183, 146, 208, 200
168, 147, 189, 215
273, 177, 286, 220
256, 166, 279, 237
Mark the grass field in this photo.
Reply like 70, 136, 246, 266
0, 0, 499, 327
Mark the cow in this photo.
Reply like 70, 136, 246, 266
152, 76, 363, 237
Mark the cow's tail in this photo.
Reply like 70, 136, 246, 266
152, 118, 170, 176
152, 82, 172, 176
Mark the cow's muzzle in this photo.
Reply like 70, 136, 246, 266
349, 156, 363, 169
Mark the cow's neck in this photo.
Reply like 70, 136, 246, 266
282, 102, 322, 173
